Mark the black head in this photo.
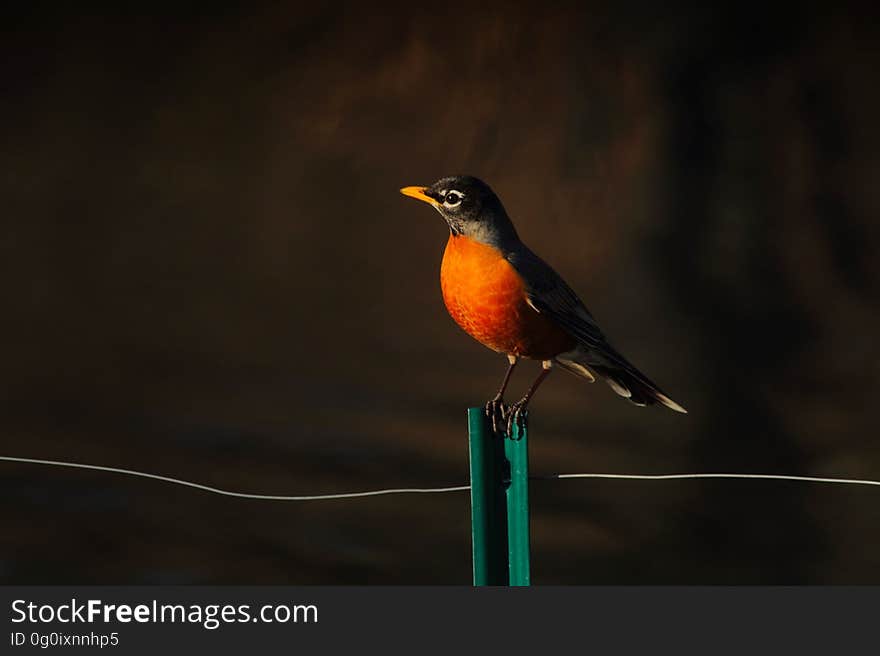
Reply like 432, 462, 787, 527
401, 175, 519, 247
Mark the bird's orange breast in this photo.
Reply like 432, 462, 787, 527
439, 235, 575, 359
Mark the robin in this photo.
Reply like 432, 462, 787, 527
401, 175, 686, 435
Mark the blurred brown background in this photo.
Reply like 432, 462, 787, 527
1, 2, 879, 583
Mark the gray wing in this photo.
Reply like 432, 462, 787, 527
506, 246, 610, 353
507, 245, 687, 413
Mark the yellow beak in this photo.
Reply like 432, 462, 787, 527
400, 186, 437, 206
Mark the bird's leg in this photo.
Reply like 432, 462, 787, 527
506, 360, 553, 437
485, 354, 518, 434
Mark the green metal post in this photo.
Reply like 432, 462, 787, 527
467, 408, 508, 585
505, 419, 531, 586
467, 407, 531, 586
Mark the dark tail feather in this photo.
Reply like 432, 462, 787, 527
591, 363, 688, 414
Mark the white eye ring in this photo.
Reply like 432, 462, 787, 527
444, 191, 463, 206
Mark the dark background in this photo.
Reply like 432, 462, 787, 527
1, 2, 878, 584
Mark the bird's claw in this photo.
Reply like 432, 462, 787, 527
485, 396, 529, 438
505, 400, 529, 439
485, 397, 508, 435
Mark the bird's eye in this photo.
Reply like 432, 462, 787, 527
444, 191, 461, 206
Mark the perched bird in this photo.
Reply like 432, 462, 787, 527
401, 175, 686, 434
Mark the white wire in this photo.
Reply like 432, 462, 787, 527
546, 472, 880, 486
0, 456, 470, 501
2, 455, 880, 501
